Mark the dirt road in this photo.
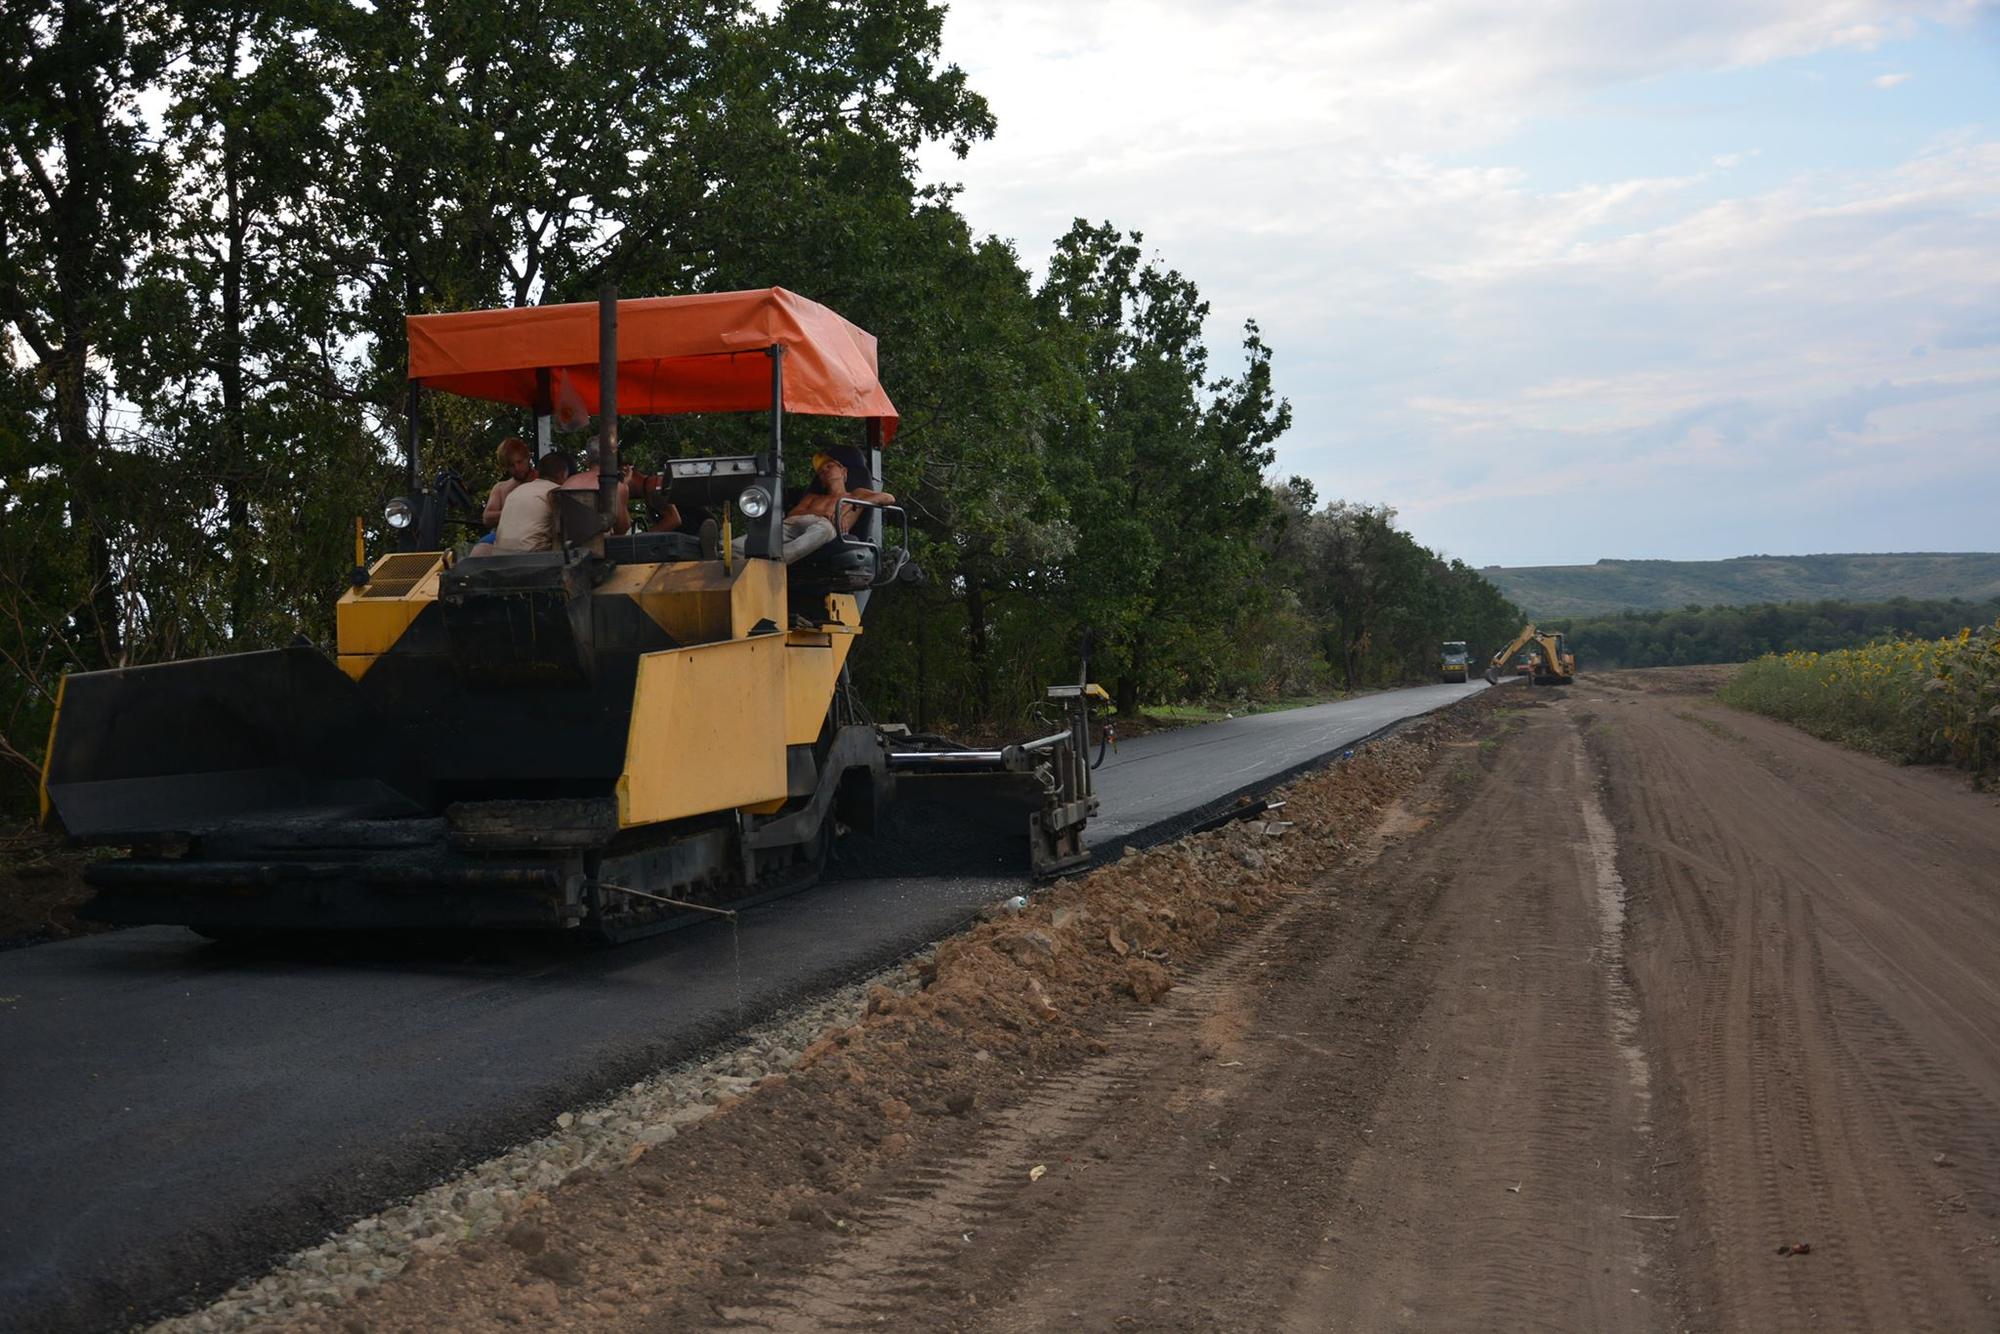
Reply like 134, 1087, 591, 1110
1595, 671, 2000, 1331
717, 688, 1678, 1332
709, 673, 1998, 1331
223, 675, 1998, 1332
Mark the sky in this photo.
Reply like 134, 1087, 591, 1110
914, 0, 2000, 567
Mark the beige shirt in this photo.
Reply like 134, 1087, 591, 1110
494, 479, 561, 552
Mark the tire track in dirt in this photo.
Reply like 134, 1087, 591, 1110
712, 701, 1681, 1332
716, 826, 1451, 1331
1588, 677, 2000, 1333
1282, 708, 1669, 1333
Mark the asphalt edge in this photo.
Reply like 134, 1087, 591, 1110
1083, 681, 1502, 866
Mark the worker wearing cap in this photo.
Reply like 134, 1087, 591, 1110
732, 452, 895, 564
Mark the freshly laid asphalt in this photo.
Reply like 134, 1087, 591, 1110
0, 679, 1488, 1331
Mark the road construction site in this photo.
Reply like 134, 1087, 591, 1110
2, 679, 1485, 1332
10, 292, 1998, 1333
11, 668, 1998, 1332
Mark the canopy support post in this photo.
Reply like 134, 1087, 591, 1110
404, 382, 421, 496
866, 417, 884, 542
401, 381, 422, 552
533, 368, 553, 457
597, 286, 619, 520
749, 345, 785, 560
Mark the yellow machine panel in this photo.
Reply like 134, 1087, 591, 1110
617, 636, 790, 827
335, 552, 446, 679
36, 672, 67, 825
632, 557, 786, 647
782, 594, 863, 745
730, 559, 787, 639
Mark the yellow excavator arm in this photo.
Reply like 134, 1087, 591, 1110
1485, 623, 1576, 686
1486, 625, 1540, 682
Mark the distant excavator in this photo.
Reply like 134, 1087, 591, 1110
1485, 625, 1576, 686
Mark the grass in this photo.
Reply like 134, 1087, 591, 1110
1478, 708, 1527, 752
1717, 620, 2000, 785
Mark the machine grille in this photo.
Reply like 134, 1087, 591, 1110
362, 553, 443, 598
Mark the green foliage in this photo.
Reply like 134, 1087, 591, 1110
1263, 485, 1522, 692
1550, 599, 2000, 670
0, 0, 1523, 814
1719, 622, 2000, 785
1486, 553, 2000, 619
1032, 221, 1287, 715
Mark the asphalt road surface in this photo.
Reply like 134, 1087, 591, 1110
1091, 681, 1488, 844
0, 680, 1488, 1331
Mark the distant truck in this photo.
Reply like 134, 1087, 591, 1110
1439, 641, 1471, 682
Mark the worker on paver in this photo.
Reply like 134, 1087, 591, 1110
490, 452, 572, 553
732, 452, 895, 564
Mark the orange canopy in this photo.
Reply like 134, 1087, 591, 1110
405, 287, 898, 440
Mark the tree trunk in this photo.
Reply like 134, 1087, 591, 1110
1114, 632, 1147, 717
50, 28, 121, 665
220, 59, 255, 638
964, 572, 991, 716
55, 309, 119, 665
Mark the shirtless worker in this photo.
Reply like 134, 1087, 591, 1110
480, 437, 535, 527
732, 452, 895, 564
560, 459, 635, 535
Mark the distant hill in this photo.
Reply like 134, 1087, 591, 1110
1481, 552, 2000, 619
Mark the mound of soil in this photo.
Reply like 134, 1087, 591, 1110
0, 824, 96, 949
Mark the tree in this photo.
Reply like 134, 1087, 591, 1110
0, 1, 171, 663
1270, 495, 1520, 688
115, 2, 371, 647
1036, 221, 1286, 714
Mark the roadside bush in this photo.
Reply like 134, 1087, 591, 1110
1720, 620, 2000, 784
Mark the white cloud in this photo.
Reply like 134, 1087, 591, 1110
919, 1, 2000, 562
1873, 70, 1915, 85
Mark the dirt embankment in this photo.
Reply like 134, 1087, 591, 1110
264, 692, 1512, 1332
0, 823, 95, 950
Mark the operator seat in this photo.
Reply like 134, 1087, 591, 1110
787, 445, 884, 592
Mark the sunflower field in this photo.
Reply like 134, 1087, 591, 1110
1719, 620, 2000, 784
